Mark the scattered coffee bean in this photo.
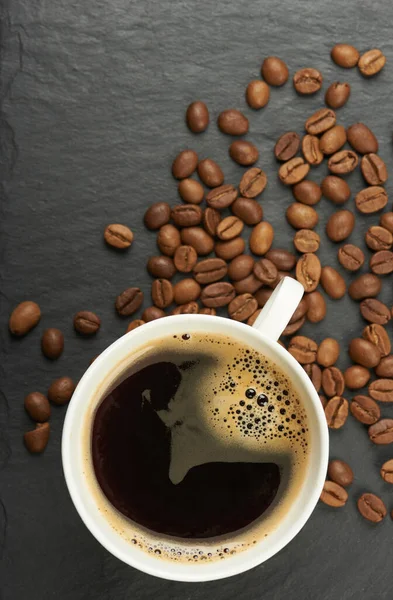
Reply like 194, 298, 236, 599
216, 216, 244, 240
74, 311, 101, 334
363, 323, 391, 357
326, 210, 355, 242
174, 245, 198, 273
227, 255, 255, 282
321, 175, 351, 205
369, 419, 393, 444
350, 395, 380, 425
289, 298, 308, 323
293, 68, 323, 94
344, 365, 370, 390
349, 337, 381, 368
261, 56, 289, 86
147, 256, 176, 279
144, 202, 171, 230
253, 258, 278, 284
331, 44, 360, 68
9, 301, 41, 336
361, 154, 388, 186
186, 101, 209, 133
151, 279, 174, 308
142, 306, 166, 321
348, 273, 382, 300
274, 132, 300, 161
172, 149, 198, 179
171, 204, 202, 227
247, 308, 262, 326
305, 108, 336, 135
370, 250, 393, 275
203, 207, 221, 236
172, 302, 199, 315
229, 140, 259, 166
126, 319, 146, 332
234, 273, 263, 295
369, 379, 393, 403
48, 376, 75, 406
193, 258, 228, 284
347, 123, 378, 154
357, 493, 387, 523
365, 225, 393, 251
320, 266, 346, 299
115, 288, 143, 317
320, 480, 348, 507
282, 316, 306, 336
325, 396, 348, 429
24, 392, 51, 422
41, 328, 64, 359
320, 125, 347, 155
228, 293, 258, 322
24, 423, 50, 454
294, 229, 320, 253
246, 80, 270, 109
197, 158, 224, 187
178, 178, 204, 204
231, 197, 263, 226
317, 338, 340, 367
265, 249, 296, 271
356, 186, 388, 214
319, 395, 328, 408
206, 184, 238, 210
249, 221, 274, 255
296, 253, 321, 292
104, 224, 133, 249
218, 109, 249, 136
201, 282, 236, 308
215, 237, 245, 260
380, 212, 393, 234
380, 459, 393, 484
306, 290, 327, 323
328, 460, 354, 487
279, 158, 310, 185
328, 150, 359, 174
376, 355, 393, 378
286, 203, 318, 229
157, 224, 181, 256
288, 335, 318, 364
304, 363, 322, 391
238, 168, 267, 198
358, 49, 386, 77
181, 227, 214, 255
302, 135, 324, 166
293, 180, 322, 206
173, 278, 201, 305
338, 244, 365, 271
199, 307, 216, 316
322, 366, 345, 397
325, 82, 351, 109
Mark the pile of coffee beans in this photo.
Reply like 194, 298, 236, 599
9, 43, 393, 523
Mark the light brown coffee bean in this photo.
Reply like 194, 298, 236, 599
173, 279, 201, 305
171, 204, 202, 228
320, 125, 347, 155
325, 82, 351, 109
305, 108, 336, 135
321, 176, 351, 205
193, 258, 228, 284
365, 226, 393, 251
358, 49, 386, 77
249, 222, 274, 255
293, 68, 323, 94
24, 392, 51, 422
326, 210, 355, 242
115, 289, 143, 317
282, 317, 306, 336
351, 395, 380, 424
246, 80, 270, 109
296, 253, 321, 292
253, 258, 278, 284
286, 203, 318, 230
172, 150, 198, 179
172, 302, 199, 315
380, 459, 393, 484
322, 367, 345, 397
331, 44, 360, 68
180, 227, 214, 255
294, 229, 320, 253
288, 298, 308, 324
215, 237, 245, 260
197, 159, 224, 188
199, 307, 216, 316
147, 256, 176, 279
274, 132, 300, 161
347, 123, 379, 154
261, 56, 289, 86
325, 396, 348, 429
104, 224, 133, 249
361, 154, 388, 186
217, 109, 249, 136
288, 336, 317, 364
320, 266, 346, 299
265, 249, 296, 271
301, 135, 323, 166
234, 274, 263, 295
203, 207, 221, 237
48, 376, 75, 406
278, 158, 310, 185
228, 293, 258, 322
344, 365, 370, 389
41, 328, 64, 359
363, 323, 391, 357
369, 419, 393, 444
206, 184, 238, 209
231, 197, 263, 225
239, 168, 267, 198
320, 480, 348, 508
229, 140, 259, 166
358, 493, 387, 523
380, 212, 393, 234
306, 290, 327, 323
142, 306, 165, 321
317, 338, 340, 367
228, 255, 255, 281
349, 273, 382, 300
201, 282, 236, 308
369, 379, 393, 402
356, 186, 388, 214
157, 224, 181, 256
349, 338, 381, 368
178, 178, 204, 204
74, 311, 101, 334
370, 250, 393, 275
247, 308, 262, 326
337, 244, 365, 271
145, 202, 171, 230
376, 355, 393, 378
9, 301, 41, 336
216, 216, 244, 240
126, 319, 146, 333
293, 180, 322, 206
151, 279, 174, 309
186, 101, 209, 133
173, 245, 198, 273
24, 423, 50, 454
304, 363, 322, 391
328, 150, 359, 174
361, 299, 391, 325
328, 460, 354, 487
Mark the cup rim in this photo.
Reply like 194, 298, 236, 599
62, 314, 329, 582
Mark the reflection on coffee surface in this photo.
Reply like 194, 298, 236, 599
90, 332, 309, 562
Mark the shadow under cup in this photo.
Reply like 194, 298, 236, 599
62, 315, 328, 582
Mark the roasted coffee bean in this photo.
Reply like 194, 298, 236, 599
325, 82, 351, 109
305, 108, 336, 135
294, 229, 320, 253
328, 150, 359, 174
229, 140, 259, 166
218, 109, 249, 136
171, 204, 202, 227
178, 178, 204, 204
286, 203, 318, 230
370, 250, 393, 275
369, 419, 393, 444
347, 123, 378, 154
380, 212, 393, 234
344, 365, 370, 390
115, 288, 143, 317
246, 80, 270, 109
203, 207, 221, 236
234, 274, 263, 295
239, 168, 267, 198
253, 258, 278, 284
181, 227, 214, 255
157, 224, 181, 256
289, 298, 308, 323
282, 317, 306, 336
41, 328, 64, 359
126, 319, 146, 332
24, 392, 51, 422
142, 306, 165, 321
265, 249, 296, 271
326, 210, 355, 242
320, 480, 348, 507
376, 355, 393, 378
320, 266, 346, 299
293, 180, 322, 206
172, 302, 199, 315
174, 245, 198, 273
349, 273, 382, 300
356, 186, 388, 214
270, 271, 294, 289
173, 279, 201, 305
144, 202, 171, 230
247, 308, 262, 326
197, 159, 224, 188
216, 216, 244, 240
147, 256, 176, 279
9, 301, 41, 336
302, 135, 323, 166
322, 366, 345, 397
74, 311, 101, 334
249, 222, 274, 255
361, 154, 388, 186
306, 290, 327, 323
104, 224, 133, 249
317, 338, 340, 367
320, 125, 347, 155
304, 363, 322, 391
293, 68, 323, 94
274, 132, 300, 161
328, 460, 354, 487
186, 101, 209, 133
228, 255, 255, 281
228, 293, 258, 322
358, 493, 387, 523
351, 395, 380, 424
288, 335, 317, 364
215, 237, 245, 260
201, 282, 235, 308
296, 253, 321, 292
337, 244, 365, 271
321, 175, 351, 205
380, 459, 393, 484
206, 184, 238, 209
24, 423, 50, 454
261, 56, 289, 86
363, 323, 391, 357
151, 279, 174, 309
231, 197, 263, 225
172, 150, 198, 179
48, 376, 75, 405
319, 395, 328, 408
193, 258, 228, 284
369, 379, 393, 402
358, 49, 386, 77
325, 396, 348, 429
331, 44, 360, 68
349, 338, 381, 368
365, 226, 393, 251
278, 158, 310, 185
199, 307, 216, 316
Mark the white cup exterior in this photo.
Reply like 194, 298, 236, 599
62, 278, 329, 582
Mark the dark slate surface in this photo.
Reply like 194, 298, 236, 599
1, 0, 393, 598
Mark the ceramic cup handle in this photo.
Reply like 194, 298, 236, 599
252, 277, 304, 342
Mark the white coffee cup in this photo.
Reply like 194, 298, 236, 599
62, 277, 328, 582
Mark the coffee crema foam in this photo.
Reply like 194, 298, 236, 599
83, 332, 310, 564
